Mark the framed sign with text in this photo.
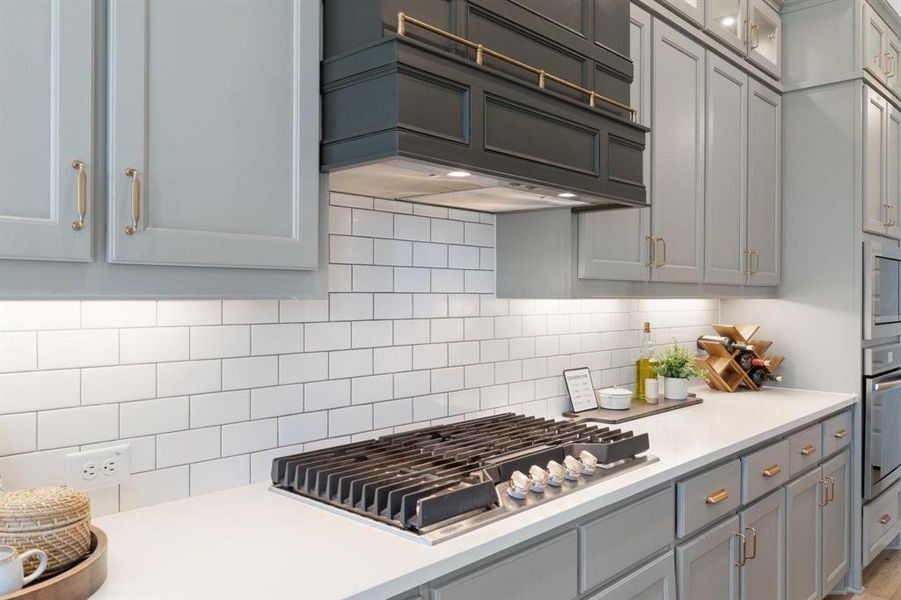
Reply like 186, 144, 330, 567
563, 367, 598, 412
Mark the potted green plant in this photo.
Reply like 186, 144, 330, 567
652, 341, 705, 400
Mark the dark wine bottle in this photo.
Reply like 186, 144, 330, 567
696, 335, 755, 353
748, 367, 783, 386
737, 352, 771, 370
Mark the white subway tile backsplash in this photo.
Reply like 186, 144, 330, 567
191, 325, 250, 359
0, 332, 37, 373
121, 327, 189, 364
0, 301, 80, 331
120, 396, 189, 438
157, 427, 220, 468
0, 369, 80, 414
0, 192, 718, 516
38, 329, 118, 370
0, 413, 36, 455
190, 455, 250, 496
82, 364, 156, 405
157, 301, 221, 326
37, 405, 118, 449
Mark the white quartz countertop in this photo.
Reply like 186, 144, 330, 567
92, 386, 856, 600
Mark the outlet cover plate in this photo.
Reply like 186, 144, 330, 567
65, 444, 130, 490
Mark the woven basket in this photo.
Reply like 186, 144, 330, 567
0, 487, 92, 576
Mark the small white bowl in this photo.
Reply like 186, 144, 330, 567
597, 386, 633, 410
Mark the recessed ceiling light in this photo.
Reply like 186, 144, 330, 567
557, 192, 577, 198
446, 170, 471, 178
720, 15, 736, 27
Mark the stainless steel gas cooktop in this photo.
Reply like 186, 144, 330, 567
270, 413, 656, 544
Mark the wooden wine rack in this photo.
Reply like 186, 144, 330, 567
696, 324, 784, 392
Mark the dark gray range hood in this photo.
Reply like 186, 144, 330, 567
321, 0, 648, 213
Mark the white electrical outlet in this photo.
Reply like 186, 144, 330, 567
66, 444, 130, 490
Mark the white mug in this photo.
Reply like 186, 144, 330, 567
0, 545, 48, 595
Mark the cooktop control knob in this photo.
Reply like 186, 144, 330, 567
546, 460, 565, 486
579, 450, 598, 474
528, 465, 548, 493
562, 455, 582, 480
506, 470, 530, 499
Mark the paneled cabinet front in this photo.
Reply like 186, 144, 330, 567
0, 0, 93, 261
107, 0, 319, 269
676, 515, 741, 600
739, 490, 786, 600
863, 86, 901, 240
745, 80, 781, 285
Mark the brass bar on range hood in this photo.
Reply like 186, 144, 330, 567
396, 12, 639, 123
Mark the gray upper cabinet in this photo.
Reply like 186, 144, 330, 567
660, 0, 704, 27
107, 0, 319, 270
578, 5, 651, 282
0, 0, 93, 262
863, 86, 899, 240
676, 515, 741, 600
705, 54, 748, 285
821, 450, 850, 595
863, 2, 897, 86
786, 467, 823, 600
746, 80, 781, 286
705, 0, 748, 53
651, 22, 705, 283
739, 490, 785, 600
746, 0, 782, 79
888, 105, 901, 240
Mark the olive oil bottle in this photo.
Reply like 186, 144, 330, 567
636, 322, 654, 401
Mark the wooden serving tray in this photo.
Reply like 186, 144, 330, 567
563, 395, 703, 424
3, 527, 107, 600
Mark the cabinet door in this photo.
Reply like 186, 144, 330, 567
863, 3, 890, 83
578, 5, 651, 282
706, 0, 748, 53
822, 450, 851, 594
588, 552, 676, 600
108, 0, 319, 269
0, 0, 93, 261
746, 81, 781, 286
785, 467, 823, 600
659, 0, 704, 26
864, 87, 890, 236
705, 54, 748, 285
676, 515, 741, 600
651, 22, 705, 283
888, 33, 901, 98
888, 106, 901, 240
746, 0, 781, 79
739, 489, 785, 600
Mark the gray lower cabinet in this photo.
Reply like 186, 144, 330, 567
821, 450, 850, 594
676, 515, 741, 600
786, 467, 823, 600
0, 0, 94, 261
650, 21, 706, 283
588, 552, 676, 600
746, 81, 781, 286
429, 530, 578, 600
107, 0, 319, 269
739, 489, 786, 600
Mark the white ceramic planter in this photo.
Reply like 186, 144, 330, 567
664, 377, 689, 400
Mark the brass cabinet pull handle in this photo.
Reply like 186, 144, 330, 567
734, 532, 748, 567
706, 488, 729, 504
655, 237, 667, 268
800, 444, 816, 456
880, 514, 893, 525
744, 249, 752, 276
825, 475, 835, 503
750, 21, 760, 49
818, 480, 829, 506
833, 428, 848, 439
762, 464, 782, 478
645, 236, 656, 268
750, 250, 760, 275
744, 526, 758, 560
125, 168, 140, 235
886, 53, 896, 78
71, 160, 87, 231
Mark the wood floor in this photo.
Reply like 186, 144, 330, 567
839, 549, 901, 599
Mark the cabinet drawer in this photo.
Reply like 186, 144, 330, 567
822, 411, 852, 457
677, 460, 741, 538
586, 551, 676, 600
863, 481, 901, 565
430, 530, 578, 600
789, 424, 823, 477
579, 487, 675, 593
742, 439, 790, 503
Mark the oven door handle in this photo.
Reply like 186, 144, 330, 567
874, 378, 901, 392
